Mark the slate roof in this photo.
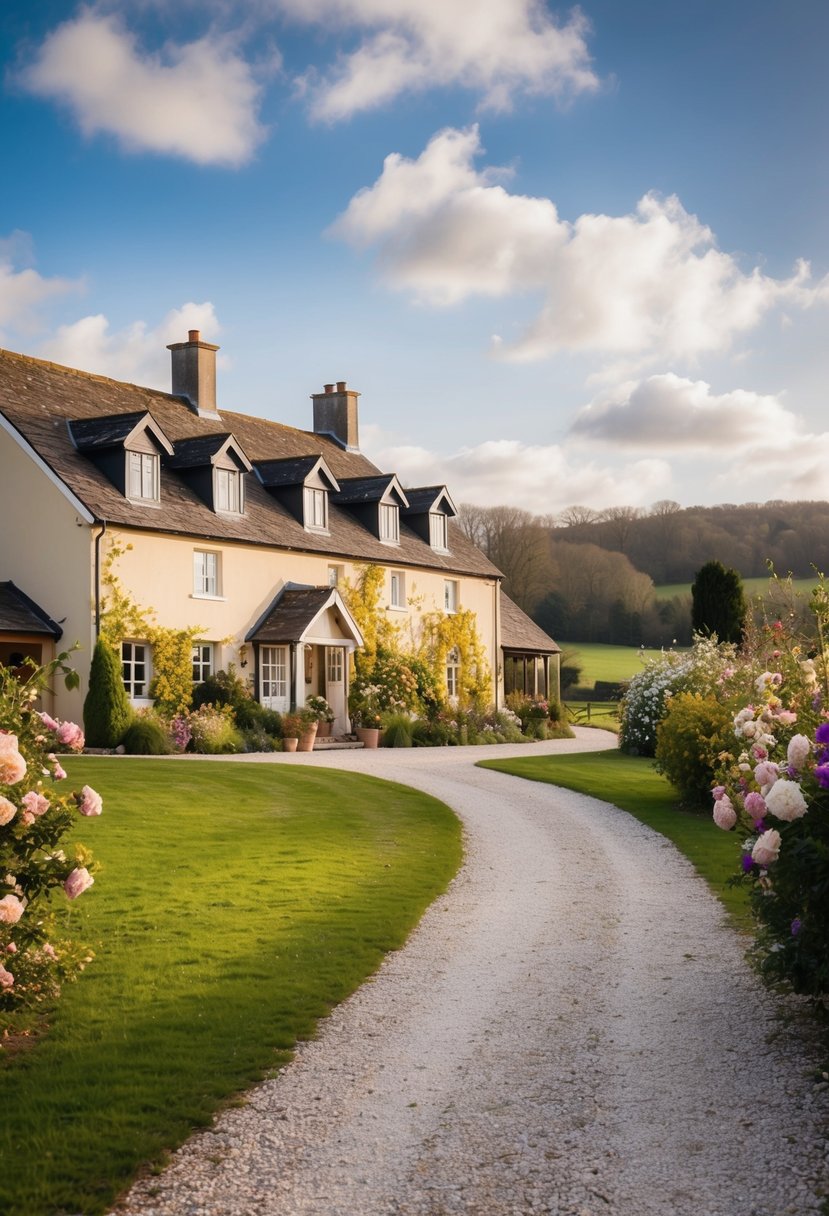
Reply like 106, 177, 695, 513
500, 591, 560, 654
0, 347, 500, 580
246, 587, 361, 645
0, 582, 63, 638
402, 486, 457, 516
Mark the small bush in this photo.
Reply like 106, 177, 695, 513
655, 692, 733, 807
83, 639, 133, 748
188, 704, 243, 754
122, 716, 172, 755
239, 725, 278, 753
191, 667, 251, 713
412, 719, 453, 747
381, 715, 414, 747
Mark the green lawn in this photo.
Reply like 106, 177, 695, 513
478, 750, 749, 926
655, 575, 817, 601
0, 758, 462, 1216
564, 641, 667, 687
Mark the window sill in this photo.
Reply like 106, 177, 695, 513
127, 498, 161, 508
191, 593, 227, 601
387, 604, 408, 613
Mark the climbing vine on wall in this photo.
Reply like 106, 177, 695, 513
339, 563, 400, 678
418, 607, 492, 709
99, 538, 202, 715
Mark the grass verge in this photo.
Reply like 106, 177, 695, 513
0, 758, 462, 1216
478, 750, 749, 926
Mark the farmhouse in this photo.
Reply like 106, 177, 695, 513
0, 333, 559, 726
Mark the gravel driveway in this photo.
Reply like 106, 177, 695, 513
115, 730, 827, 1216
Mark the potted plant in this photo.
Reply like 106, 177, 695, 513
296, 707, 319, 752
349, 682, 383, 748
305, 695, 335, 738
281, 712, 303, 752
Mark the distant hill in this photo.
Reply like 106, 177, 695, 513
551, 500, 829, 584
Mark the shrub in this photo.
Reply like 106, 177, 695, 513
187, 704, 243, 754
191, 666, 251, 713
654, 692, 733, 807
122, 716, 172, 756
83, 639, 133, 748
239, 725, 278, 753
381, 714, 414, 747
1, 655, 100, 1027
411, 718, 453, 747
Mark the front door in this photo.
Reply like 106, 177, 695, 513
260, 645, 289, 712
325, 646, 346, 733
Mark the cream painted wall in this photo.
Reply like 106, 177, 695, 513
104, 529, 501, 699
0, 426, 95, 719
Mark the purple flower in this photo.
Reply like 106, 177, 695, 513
791, 918, 802, 937
815, 722, 829, 745
741, 853, 755, 873
814, 763, 829, 790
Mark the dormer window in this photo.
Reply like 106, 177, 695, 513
69, 410, 173, 506
215, 467, 243, 514
304, 486, 328, 531
127, 450, 160, 502
379, 502, 400, 543
429, 512, 448, 552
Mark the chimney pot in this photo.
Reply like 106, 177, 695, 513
324, 383, 335, 394
336, 381, 346, 392
188, 329, 200, 343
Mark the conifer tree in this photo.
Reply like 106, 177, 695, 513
691, 560, 746, 644
83, 638, 133, 747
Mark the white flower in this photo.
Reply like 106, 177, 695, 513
765, 779, 809, 823
786, 734, 812, 771
752, 829, 782, 867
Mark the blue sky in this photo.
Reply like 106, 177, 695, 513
2, 1, 828, 513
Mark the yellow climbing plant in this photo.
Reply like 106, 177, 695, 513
418, 606, 492, 709
99, 538, 202, 715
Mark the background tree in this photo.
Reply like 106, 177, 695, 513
83, 637, 133, 748
691, 560, 746, 643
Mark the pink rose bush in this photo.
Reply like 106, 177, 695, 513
1, 654, 100, 1024
707, 580, 829, 997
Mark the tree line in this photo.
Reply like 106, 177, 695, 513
458, 499, 829, 646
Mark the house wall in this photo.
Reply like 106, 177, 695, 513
0, 425, 95, 719
104, 528, 501, 701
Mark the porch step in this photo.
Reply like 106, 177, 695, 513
312, 737, 365, 750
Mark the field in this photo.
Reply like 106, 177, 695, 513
655, 575, 818, 601
0, 758, 461, 1216
563, 642, 667, 688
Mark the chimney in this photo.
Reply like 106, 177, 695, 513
167, 330, 221, 420
312, 380, 360, 451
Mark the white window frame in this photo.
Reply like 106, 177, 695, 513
444, 579, 459, 614
215, 467, 243, 514
126, 450, 159, 503
327, 647, 344, 683
430, 512, 449, 551
122, 640, 152, 702
191, 643, 214, 684
389, 570, 405, 609
193, 550, 220, 598
446, 646, 460, 700
327, 565, 341, 588
303, 486, 328, 531
379, 502, 400, 543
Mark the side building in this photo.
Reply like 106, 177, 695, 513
0, 332, 559, 725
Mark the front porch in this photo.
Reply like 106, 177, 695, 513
246, 585, 364, 736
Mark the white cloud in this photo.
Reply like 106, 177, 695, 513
282, 0, 598, 120
570, 374, 798, 451
333, 126, 826, 363
0, 232, 80, 335
361, 426, 671, 512
569, 371, 829, 503
37, 302, 222, 387
19, 10, 266, 166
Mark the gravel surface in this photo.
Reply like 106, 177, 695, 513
114, 731, 828, 1216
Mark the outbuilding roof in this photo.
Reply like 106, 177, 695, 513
0, 581, 63, 639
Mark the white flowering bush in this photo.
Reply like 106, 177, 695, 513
619, 635, 738, 756
1, 656, 101, 1026
709, 584, 829, 998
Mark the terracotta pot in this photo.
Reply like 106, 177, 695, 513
356, 726, 380, 749
283, 737, 298, 753
316, 720, 332, 739
298, 722, 319, 752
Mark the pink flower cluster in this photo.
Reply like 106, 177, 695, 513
39, 713, 85, 752
0, 732, 27, 785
